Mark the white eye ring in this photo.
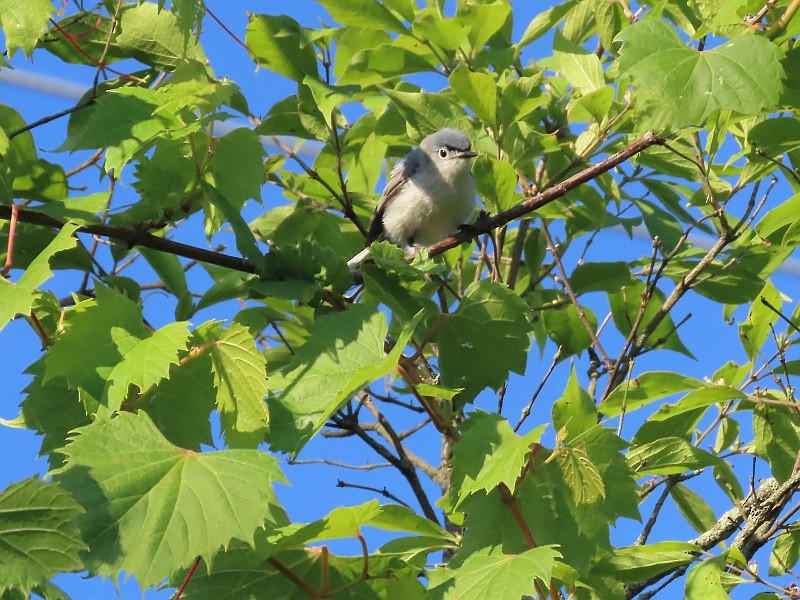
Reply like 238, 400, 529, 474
438, 148, 448, 158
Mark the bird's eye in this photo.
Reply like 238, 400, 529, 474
438, 148, 448, 159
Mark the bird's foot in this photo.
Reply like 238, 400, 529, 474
458, 210, 491, 238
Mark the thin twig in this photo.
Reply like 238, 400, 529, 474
541, 221, 612, 368
515, 347, 562, 432
289, 458, 392, 471
336, 480, 412, 509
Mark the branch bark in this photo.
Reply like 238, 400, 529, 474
0, 205, 258, 274
625, 470, 800, 598
0, 132, 662, 277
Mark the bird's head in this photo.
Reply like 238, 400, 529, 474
420, 128, 477, 179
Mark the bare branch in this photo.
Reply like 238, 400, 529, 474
0, 205, 259, 274
336, 480, 412, 509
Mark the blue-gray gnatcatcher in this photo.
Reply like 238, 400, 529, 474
347, 128, 478, 270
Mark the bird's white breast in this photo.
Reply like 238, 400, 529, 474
382, 160, 476, 247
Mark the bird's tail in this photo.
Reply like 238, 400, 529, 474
347, 247, 371, 272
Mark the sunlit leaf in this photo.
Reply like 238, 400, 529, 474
55, 412, 286, 587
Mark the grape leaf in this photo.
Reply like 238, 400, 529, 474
54, 411, 287, 588
268, 306, 421, 456
0, 478, 85, 593
437, 280, 532, 398
44, 285, 153, 408
192, 321, 269, 448
0, 0, 54, 58
617, 16, 784, 130
103, 321, 191, 411
450, 412, 544, 507
428, 547, 561, 600
116, 2, 205, 70
0, 223, 77, 332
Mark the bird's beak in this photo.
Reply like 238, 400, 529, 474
458, 150, 478, 158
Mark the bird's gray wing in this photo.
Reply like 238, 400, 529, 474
364, 152, 420, 245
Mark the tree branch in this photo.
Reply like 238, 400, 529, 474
2, 133, 662, 278
625, 471, 800, 598
428, 132, 664, 256
0, 205, 259, 274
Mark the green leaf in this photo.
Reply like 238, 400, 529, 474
576, 426, 640, 521
634, 198, 685, 251
332, 27, 391, 77
770, 529, 800, 575
60, 88, 171, 175
268, 305, 393, 456
318, 0, 407, 32
44, 285, 151, 408
543, 302, 597, 359
450, 412, 544, 507
208, 128, 265, 208
262, 238, 352, 296
608, 280, 694, 357
0, 223, 77, 332
448, 66, 497, 128
168, 0, 205, 37
617, 16, 784, 130
139, 247, 189, 299
246, 14, 318, 82
412, 14, 468, 54
554, 446, 605, 504
302, 76, 362, 121
11, 358, 89, 468
647, 385, 746, 421
0, 0, 54, 58
739, 280, 782, 361
10, 157, 67, 203
30, 192, 108, 225
552, 29, 604, 93
457, 1, 512, 50
43, 11, 128, 66
204, 184, 264, 269
472, 155, 517, 214
569, 261, 633, 294
518, 0, 578, 50
457, 464, 599, 574
627, 437, 724, 475
178, 546, 420, 599
383, 88, 473, 138
338, 44, 437, 86
552, 367, 597, 440
592, 542, 698, 582
103, 321, 191, 411
140, 351, 215, 451
756, 193, 800, 243
116, 2, 205, 70
748, 117, 800, 156
498, 75, 545, 126
275, 499, 453, 548
192, 321, 269, 448
428, 547, 561, 600
54, 412, 286, 588
670, 482, 717, 534
685, 555, 736, 600
0, 478, 85, 593
437, 280, 532, 397
753, 403, 800, 482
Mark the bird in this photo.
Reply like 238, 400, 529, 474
347, 128, 478, 271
